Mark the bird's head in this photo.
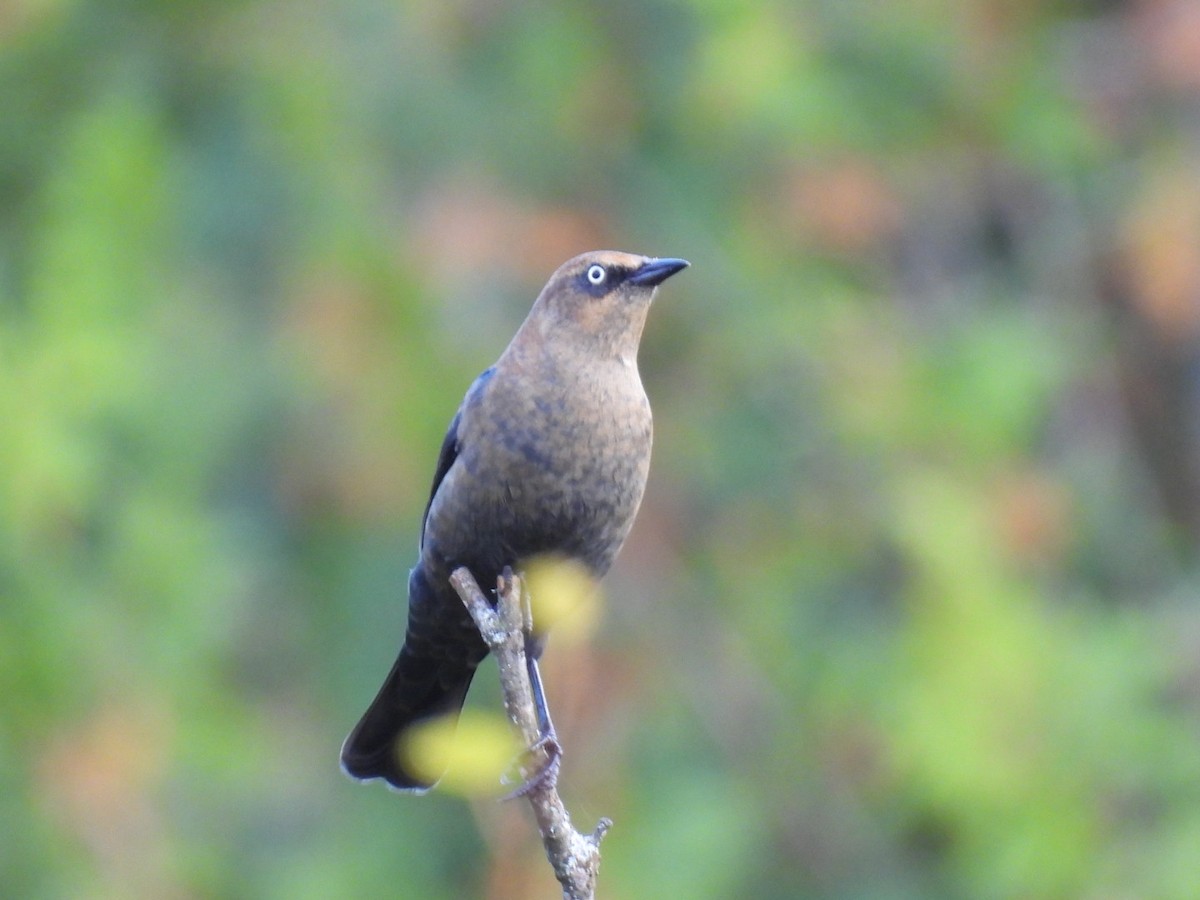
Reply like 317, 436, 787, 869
524, 251, 689, 362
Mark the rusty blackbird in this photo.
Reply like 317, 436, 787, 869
341, 250, 688, 791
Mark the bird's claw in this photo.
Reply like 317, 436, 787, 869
502, 733, 563, 800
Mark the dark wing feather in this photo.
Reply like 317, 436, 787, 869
419, 367, 494, 546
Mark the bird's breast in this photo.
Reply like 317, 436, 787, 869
426, 361, 652, 577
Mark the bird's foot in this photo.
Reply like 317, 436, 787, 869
502, 732, 562, 800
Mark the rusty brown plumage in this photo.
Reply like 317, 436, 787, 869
341, 251, 688, 791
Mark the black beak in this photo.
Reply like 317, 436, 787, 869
628, 257, 690, 287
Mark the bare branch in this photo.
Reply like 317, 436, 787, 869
450, 566, 610, 900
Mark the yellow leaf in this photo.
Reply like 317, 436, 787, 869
521, 554, 602, 643
400, 709, 520, 797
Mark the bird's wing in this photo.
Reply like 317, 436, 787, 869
419, 366, 495, 547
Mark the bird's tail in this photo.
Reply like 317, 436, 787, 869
340, 645, 477, 792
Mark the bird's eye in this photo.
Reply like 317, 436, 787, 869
586, 264, 607, 286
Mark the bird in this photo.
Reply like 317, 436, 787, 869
340, 250, 689, 791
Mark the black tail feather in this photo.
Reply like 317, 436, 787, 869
340, 647, 476, 791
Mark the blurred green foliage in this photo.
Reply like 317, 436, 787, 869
4, 1, 1200, 897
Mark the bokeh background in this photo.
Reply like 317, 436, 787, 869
4, 1, 1200, 897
